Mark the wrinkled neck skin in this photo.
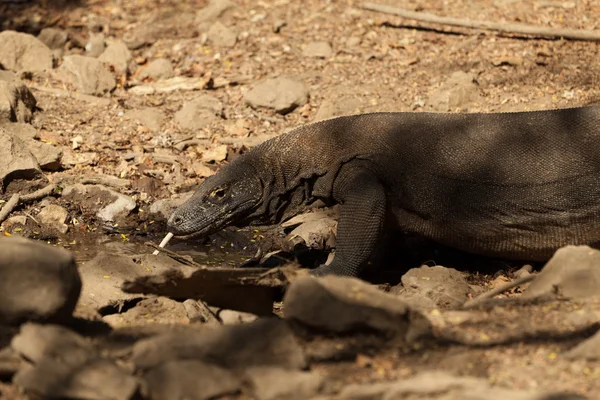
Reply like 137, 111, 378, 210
230, 116, 370, 227
245, 177, 318, 226
237, 163, 317, 227
240, 134, 337, 226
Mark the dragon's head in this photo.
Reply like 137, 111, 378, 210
167, 161, 263, 237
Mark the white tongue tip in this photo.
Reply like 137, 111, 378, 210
153, 232, 174, 255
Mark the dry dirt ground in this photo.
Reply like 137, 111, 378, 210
2, 0, 600, 399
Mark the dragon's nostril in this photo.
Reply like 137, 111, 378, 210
168, 214, 183, 226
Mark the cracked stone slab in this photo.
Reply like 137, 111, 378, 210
0, 237, 81, 325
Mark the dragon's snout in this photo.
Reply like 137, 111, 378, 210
166, 210, 189, 235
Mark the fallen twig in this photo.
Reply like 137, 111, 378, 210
462, 274, 536, 309
20, 183, 57, 202
145, 242, 203, 268
361, 3, 600, 41
0, 194, 21, 224
0, 183, 59, 224
174, 138, 210, 152
79, 174, 131, 190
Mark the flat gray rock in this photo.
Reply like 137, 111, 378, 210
98, 40, 134, 74
314, 96, 362, 121
77, 252, 178, 310
244, 77, 309, 114
131, 318, 306, 371
142, 360, 241, 400
124, 107, 165, 131
399, 265, 470, 308
124, 12, 197, 49
59, 55, 116, 96
103, 297, 189, 328
0, 123, 61, 170
524, 245, 600, 300
27, 140, 62, 170
138, 58, 174, 81
36, 204, 69, 234
174, 94, 223, 131
302, 41, 333, 58
426, 71, 482, 112
246, 367, 323, 400
333, 371, 579, 400
1, 122, 38, 141
284, 276, 432, 342
0, 237, 81, 325
11, 323, 97, 366
13, 357, 137, 400
207, 21, 237, 47
0, 31, 53, 72
0, 128, 42, 190
61, 183, 136, 222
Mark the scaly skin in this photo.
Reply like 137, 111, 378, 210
168, 107, 600, 276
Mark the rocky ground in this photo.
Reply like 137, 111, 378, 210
1, 0, 600, 398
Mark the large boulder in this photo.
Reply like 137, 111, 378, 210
58, 55, 116, 96
284, 275, 432, 342
131, 318, 306, 371
0, 31, 53, 73
11, 324, 137, 400
524, 245, 600, 300
0, 237, 81, 325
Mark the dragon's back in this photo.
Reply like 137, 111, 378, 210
261, 107, 600, 260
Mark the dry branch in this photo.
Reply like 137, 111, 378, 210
462, 274, 536, 309
0, 183, 58, 224
0, 194, 21, 224
20, 183, 57, 202
361, 3, 600, 41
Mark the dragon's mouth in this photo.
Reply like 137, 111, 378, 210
169, 210, 247, 240
170, 229, 212, 240
168, 198, 259, 240
169, 216, 230, 239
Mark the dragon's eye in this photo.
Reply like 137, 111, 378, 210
210, 188, 226, 198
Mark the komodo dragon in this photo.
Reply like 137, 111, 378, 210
167, 107, 600, 277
